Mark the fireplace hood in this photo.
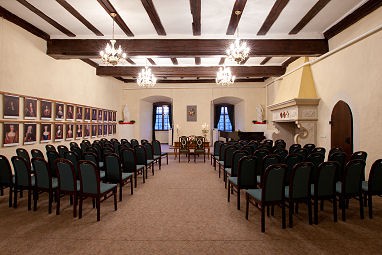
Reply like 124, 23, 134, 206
268, 58, 320, 146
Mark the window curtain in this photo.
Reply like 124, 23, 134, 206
214, 104, 222, 128
227, 104, 235, 131
152, 104, 159, 141
168, 104, 173, 143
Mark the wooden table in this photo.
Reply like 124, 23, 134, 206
170, 141, 210, 159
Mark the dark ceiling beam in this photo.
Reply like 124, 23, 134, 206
218, 57, 225, 65
257, 0, 289, 35
195, 57, 201, 65
171, 58, 179, 65
126, 58, 136, 65
260, 57, 272, 65
324, 0, 382, 39
289, 0, 331, 35
0, 6, 50, 40
16, 0, 75, 37
226, 0, 247, 35
47, 39, 328, 58
97, 0, 134, 36
189, 0, 201, 35
147, 58, 156, 65
141, 0, 166, 35
120, 77, 266, 83
96, 66, 285, 78
282, 57, 299, 67
81, 59, 98, 68
56, 0, 103, 36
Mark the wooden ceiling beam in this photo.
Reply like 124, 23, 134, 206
289, 0, 331, 35
16, 0, 75, 37
226, 0, 247, 35
195, 57, 201, 65
260, 57, 272, 65
126, 58, 136, 65
147, 58, 156, 65
189, 0, 201, 36
218, 57, 226, 65
56, 0, 103, 36
141, 0, 166, 35
97, 0, 134, 36
81, 59, 98, 68
47, 39, 328, 58
171, 58, 179, 65
282, 57, 299, 67
96, 66, 285, 77
257, 0, 289, 35
120, 78, 266, 83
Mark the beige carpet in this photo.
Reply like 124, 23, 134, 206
1, 156, 382, 254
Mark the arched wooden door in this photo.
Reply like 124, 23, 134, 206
331, 100, 353, 156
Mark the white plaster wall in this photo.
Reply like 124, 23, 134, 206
0, 19, 123, 160
139, 100, 152, 141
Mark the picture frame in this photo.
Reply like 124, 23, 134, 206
23, 123, 37, 145
103, 110, 108, 123
187, 105, 197, 122
66, 104, 74, 120
76, 106, 83, 121
91, 108, 97, 121
108, 124, 112, 136
55, 102, 64, 120
24, 98, 37, 119
98, 124, 102, 137
98, 109, 103, 122
103, 124, 108, 136
3, 123, 19, 146
3, 95, 19, 119
91, 124, 97, 138
40, 123, 52, 143
113, 111, 116, 122
66, 124, 74, 140
112, 124, 116, 134
84, 107, 91, 121
54, 123, 64, 141
75, 124, 82, 139
41, 100, 52, 120
108, 111, 112, 123
84, 124, 90, 138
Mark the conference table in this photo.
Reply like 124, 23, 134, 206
170, 141, 210, 159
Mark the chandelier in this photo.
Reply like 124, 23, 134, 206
226, 11, 250, 64
216, 65, 235, 86
100, 13, 126, 66
137, 60, 157, 87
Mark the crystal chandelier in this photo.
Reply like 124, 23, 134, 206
226, 11, 250, 64
137, 60, 157, 87
100, 13, 126, 66
216, 65, 235, 86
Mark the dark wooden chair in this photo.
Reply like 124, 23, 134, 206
31, 149, 45, 160
121, 148, 145, 187
0, 155, 14, 207
362, 159, 382, 218
153, 139, 168, 169
178, 136, 190, 162
191, 136, 206, 163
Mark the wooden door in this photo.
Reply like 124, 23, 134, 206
331, 100, 353, 156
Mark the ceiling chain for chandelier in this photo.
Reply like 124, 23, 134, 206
226, 10, 250, 64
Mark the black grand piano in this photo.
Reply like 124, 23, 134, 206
219, 131, 265, 142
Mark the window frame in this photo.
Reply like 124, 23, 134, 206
154, 104, 171, 131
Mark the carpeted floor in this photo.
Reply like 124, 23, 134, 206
1, 156, 382, 254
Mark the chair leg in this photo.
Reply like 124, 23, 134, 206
308, 198, 313, 225
368, 194, 373, 219
261, 206, 266, 233
159, 158, 161, 170
96, 197, 100, 221
114, 189, 117, 211
130, 177, 133, 195
166, 155, 168, 165
237, 188, 240, 210
73, 194, 78, 218
56, 191, 60, 215
9, 186, 13, 208
282, 202, 286, 229
359, 193, 364, 219
227, 182, 230, 202
245, 193, 249, 220
289, 200, 294, 228
314, 198, 318, 225
333, 196, 338, 222
119, 184, 123, 202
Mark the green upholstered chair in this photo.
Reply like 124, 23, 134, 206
0, 155, 14, 207
362, 159, 382, 218
135, 145, 153, 178
245, 163, 287, 232
71, 146, 83, 161
284, 153, 304, 185
46, 150, 59, 178
257, 154, 281, 184
329, 147, 344, 157
57, 145, 69, 158
11, 156, 36, 210
45, 144, 57, 153
294, 148, 308, 160
31, 149, 44, 160
253, 148, 269, 177
153, 140, 168, 169
228, 155, 257, 210
285, 162, 313, 227
141, 139, 149, 144
143, 143, 159, 172
131, 139, 139, 148
306, 152, 325, 184
55, 158, 79, 217
230, 150, 249, 178
83, 151, 105, 174
274, 139, 286, 150
336, 159, 365, 221
31, 158, 58, 213
70, 141, 79, 149
262, 139, 273, 148
329, 151, 348, 181
222, 145, 236, 182
121, 148, 145, 187
242, 145, 254, 155
211, 141, 223, 167
273, 148, 288, 161
311, 147, 326, 158
289, 144, 301, 154
104, 153, 133, 201
311, 161, 338, 224
120, 139, 129, 145
178, 136, 190, 162
16, 148, 32, 169
192, 136, 206, 163
350, 151, 367, 161
78, 160, 117, 221
64, 151, 81, 178
216, 143, 229, 176
303, 143, 316, 154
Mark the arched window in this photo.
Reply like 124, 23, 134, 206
214, 104, 234, 132
154, 104, 171, 131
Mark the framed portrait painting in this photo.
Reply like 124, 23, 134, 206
66, 104, 74, 120
40, 123, 52, 143
66, 124, 74, 140
23, 123, 37, 145
108, 124, 112, 136
55, 102, 64, 120
113, 124, 116, 134
103, 124, 108, 136
84, 124, 90, 138
98, 124, 102, 137
84, 107, 91, 122
103, 110, 108, 123
41, 100, 52, 120
3, 123, 19, 146
54, 123, 64, 141
91, 124, 97, 138
91, 108, 97, 121
113, 111, 116, 122
3, 95, 19, 119
108, 111, 112, 123
24, 98, 37, 119
187, 105, 197, 122
76, 106, 83, 121
76, 124, 82, 139
98, 109, 103, 122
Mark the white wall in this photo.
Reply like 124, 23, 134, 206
0, 19, 123, 161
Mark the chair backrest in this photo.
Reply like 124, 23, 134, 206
131, 139, 139, 148
55, 158, 77, 192
328, 151, 347, 179
241, 145, 254, 155
104, 153, 122, 182
121, 148, 137, 172
70, 141, 79, 148
32, 158, 52, 189
289, 162, 312, 199
342, 159, 365, 194
350, 151, 367, 161
311, 147, 326, 157
143, 143, 154, 160
113, 142, 120, 153
31, 149, 44, 160
57, 145, 69, 158
218, 143, 227, 161
16, 148, 31, 167
213, 141, 223, 156
152, 140, 162, 155
231, 150, 248, 177
224, 145, 237, 168
195, 136, 205, 150
71, 146, 83, 159
303, 143, 316, 153
273, 148, 288, 160
284, 153, 303, 183
329, 147, 344, 157
289, 144, 301, 154
83, 152, 99, 166
274, 139, 286, 149
237, 156, 257, 188
179, 136, 189, 150
263, 139, 273, 148
262, 154, 281, 176
121, 139, 129, 144
141, 139, 149, 145
368, 159, 382, 193
64, 151, 79, 177
253, 148, 269, 176
294, 148, 308, 159
79, 160, 100, 195
45, 144, 56, 153
134, 145, 147, 165
0, 155, 13, 185
11, 156, 32, 187
315, 161, 338, 197
262, 164, 287, 202
306, 152, 325, 183
46, 150, 59, 177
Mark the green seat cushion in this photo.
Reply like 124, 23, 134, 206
218, 161, 224, 165
335, 181, 342, 193
100, 170, 106, 179
98, 162, 104, 168
51, 177, 59, 189
76, 180, 81, 191
154, 155, 161, 160
225, 168, 231, 175
310, 184, 315, 196
246, 189, 262, 201
285, 186, 290, 198
122, 172, 133, 180
214, 156, 219, 160
161, 153, 168, 156
100, 182, 117, 194
137, 165, 145, 170
256, 175, 261, 184
362, 181, 368, 191
228, 177, 238, 185
147, 160, 154, 164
